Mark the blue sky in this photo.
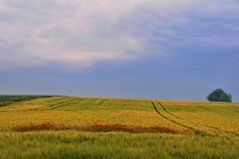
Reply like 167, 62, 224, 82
0, 0, 239, 101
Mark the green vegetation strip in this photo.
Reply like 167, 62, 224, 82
0, 95, 53, 107
0, 132, 238, 159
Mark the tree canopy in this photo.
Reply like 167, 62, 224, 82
207, 89, 232, 102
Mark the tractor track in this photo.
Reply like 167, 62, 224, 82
21, 97, 76, 111
96, 99, 108, 106
157, 101, 183, 120
156, 102, 239, 137
152, 101, 206, 136
48, 98, 81, 109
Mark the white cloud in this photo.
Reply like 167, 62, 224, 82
0, 0, 147, 70
0, 0, 238, 70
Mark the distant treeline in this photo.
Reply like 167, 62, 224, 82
0, 95, 53, 107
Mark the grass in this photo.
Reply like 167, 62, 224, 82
0, 96, 238, 158
0, 132, 238, 159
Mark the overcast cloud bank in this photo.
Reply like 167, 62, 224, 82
0, 0, 239, 70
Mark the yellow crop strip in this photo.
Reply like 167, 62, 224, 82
0, 110, 183, 131
0, 97, 238, 136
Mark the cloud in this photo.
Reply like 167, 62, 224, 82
0, 0, 239, 70
122, 0, 239, 51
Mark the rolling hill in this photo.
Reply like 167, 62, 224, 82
0, 96, 238, 159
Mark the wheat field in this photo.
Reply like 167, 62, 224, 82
0, 96, 238, 159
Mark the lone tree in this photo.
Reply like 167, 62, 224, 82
207, 88, 232, 102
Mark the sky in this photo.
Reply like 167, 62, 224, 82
0, 0, 239, 101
